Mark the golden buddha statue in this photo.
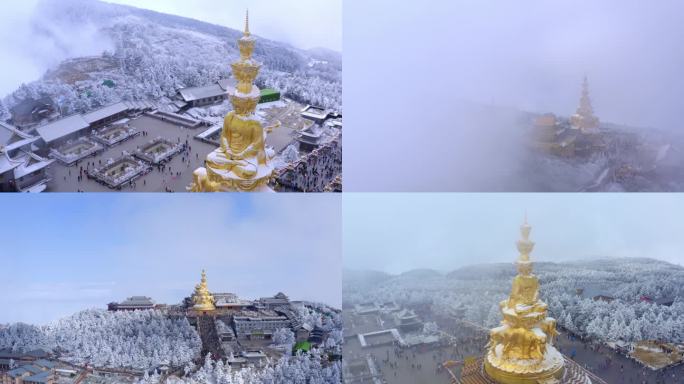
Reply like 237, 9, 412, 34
190, 10, 274, 192
570, 76, 600, 134
484, 217, 564, 384
192, 270, 215, 311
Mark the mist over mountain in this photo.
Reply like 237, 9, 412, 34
344, 257, 684, 344
0, 0, 341, 112
343, 0, 684, 192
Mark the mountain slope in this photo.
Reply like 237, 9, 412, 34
3, 0, 341, 115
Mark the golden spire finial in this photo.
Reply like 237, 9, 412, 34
244, 9, 250, 36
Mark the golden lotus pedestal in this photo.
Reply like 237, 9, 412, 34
193, 303, 216, 312
484, 348, 565, 384
191, 156, 274, 192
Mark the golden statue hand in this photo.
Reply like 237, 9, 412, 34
231, 144, 256, 159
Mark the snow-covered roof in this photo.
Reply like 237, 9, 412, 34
0, 152, 21, 175
36, 115, 90, 144
82, 102, 129, 124
0, 121, 38, 151
179, 84, 227, 102
13, 151, 54, 179
119, 296, 155, 306
196, 125, 221, 139
218, 78, 237, 92
301, 105, 331, 120
21, 183, 47, 193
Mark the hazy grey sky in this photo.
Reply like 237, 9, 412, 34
1, 194, 341, 324
344, 0, 684, 191
343, 193, 684, 274
104, 0, 342, 51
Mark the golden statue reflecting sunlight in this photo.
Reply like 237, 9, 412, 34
190, 10, 274, 192
192, 270, 216, 311
483, 217, 565, 384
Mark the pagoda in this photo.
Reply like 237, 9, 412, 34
570, 76, 600, 134
192, 270, 216, 311
483, 217, 565, 384
190, 10, 275, 192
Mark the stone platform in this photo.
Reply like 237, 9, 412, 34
460, 356, 604, 384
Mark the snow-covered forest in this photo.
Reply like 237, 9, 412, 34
0, 309, 201, 370
344, 258, 684, 344
0, 302, 343, 383
2, 0, 341, 120
140, 350, 342, 384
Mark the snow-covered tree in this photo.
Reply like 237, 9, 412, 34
272, 328, 295, 349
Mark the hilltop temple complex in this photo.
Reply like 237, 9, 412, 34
531, 77, 604, 157
190, 11, 277, 192
460, 218, 595, 384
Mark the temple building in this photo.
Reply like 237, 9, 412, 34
10, 97, 57, 128
256, 292, 290, 309
1, 359, 56, 384
529, 114, 576, 158
177, 78, 236, 109
233, 309, 292, 340
530, 77, 604, 157
190, 11, 277, 192
0, 121, 54, 192
192, 270, 216, 311
460, 218, 595, 384
107, 296, 155, 311
213, 292, 253, 310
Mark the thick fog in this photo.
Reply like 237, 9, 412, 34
0, 0, 114, 98
343, 193, 684, 274
344, 0, 684, 191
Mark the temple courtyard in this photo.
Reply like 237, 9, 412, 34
47, 115, 216, 192
44, 99, 311, 192
343, 308, 684, 384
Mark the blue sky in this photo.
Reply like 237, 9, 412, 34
1, 194, 341, 324
343, 193, 684, 274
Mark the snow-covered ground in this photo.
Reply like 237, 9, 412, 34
0, 309, 201, 370
344, 258, 684, 346
2, 0, 341, 119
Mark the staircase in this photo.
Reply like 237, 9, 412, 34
197, 315, 225, 360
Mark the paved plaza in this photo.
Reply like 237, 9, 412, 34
344, 309, 684, 384
47, 115, 216, 192
44, 100, 311, 192
554, 330, 684, 384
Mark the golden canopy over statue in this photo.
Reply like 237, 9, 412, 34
484, 217, 564, 384
192, 270, 216, 311
190, 10, 275, 192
